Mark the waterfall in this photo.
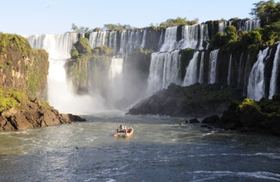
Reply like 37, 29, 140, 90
160, 27, 178, 52
242, 19, 261, 31
89, 31, 108, 48
247, 48, 269, 101
183, 51, 200, 86
237, 53, 244, 87
109, 57, 124, 103
269, 44, 280, 99
227, 54, 232, 85
209, 49, 219, 84
218, 21, 226, 32
141, 29, 147, 48
147, 50, 180, 94
180, 25, 199, 49
199, 24, 208, 49
28, 33, 106, 114
198, 52, 205, 84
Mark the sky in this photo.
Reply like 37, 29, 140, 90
0, 0, 259, 35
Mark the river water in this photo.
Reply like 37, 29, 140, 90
0, 112, 280, 182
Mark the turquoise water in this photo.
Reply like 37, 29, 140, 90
0, 112, 280, 182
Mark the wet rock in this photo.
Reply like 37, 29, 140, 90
189, 118, 200, 123
62, 114, 86, 122
128, 84, 242, 117
201, 115, 220, 124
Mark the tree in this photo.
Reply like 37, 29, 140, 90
224, 26, 239, 43
159, 17, 199, 28
251, 0, 280, 26
71, 24, 92, 33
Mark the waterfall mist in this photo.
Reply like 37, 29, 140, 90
26, 18, 280, 114
28, 33, 107, 114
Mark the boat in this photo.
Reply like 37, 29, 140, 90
114, 127, 134, 138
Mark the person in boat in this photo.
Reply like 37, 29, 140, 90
117, 125, 127, 133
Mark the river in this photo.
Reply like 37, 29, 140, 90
0, 112, 280, 182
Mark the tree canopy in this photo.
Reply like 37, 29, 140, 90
251, 0, 280, 26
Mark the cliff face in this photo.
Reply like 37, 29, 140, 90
0, 33, 48, 98
128, 83, 242, 117
0, 33, 84, 131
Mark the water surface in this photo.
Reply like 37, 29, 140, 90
0, 112, 280, 182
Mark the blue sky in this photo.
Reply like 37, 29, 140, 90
0, 0, 258, 35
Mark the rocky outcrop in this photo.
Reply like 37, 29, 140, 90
128, 83, 242, 117
0, 33, 84, 131
0, 89, 85, 131
200, 96, 280, 135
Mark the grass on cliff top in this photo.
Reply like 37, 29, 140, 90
0, 33, 32, 57
0, 88, 28, 112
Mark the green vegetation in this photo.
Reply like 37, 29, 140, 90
0, 33, 49, 98
104, 24, 132, 31
71, 23, 92, 33
238, 98, 261, 111
71, 37, 92, 58
70, 47, 79, 59
0, 88, 27, 112
251, 0, 280, 26
149, 17, 199, 30
0, 33, 32, 57
209, 0, 280, 50
92, 46, 113, 56
26, 49, 49, 97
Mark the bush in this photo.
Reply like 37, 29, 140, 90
158, 17, 199, 28
71, 47, 79, 59
240, 30, 262, 47
92, 46, 113, 56
73, 37, 92, 56
0, 88, 27, 112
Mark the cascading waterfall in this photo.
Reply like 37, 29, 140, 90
218, 21, 226, 32
141, 29, 147, 48
198, 52, 205, 84
227, 54, 232, 85
147, 53, 165, 94
27, 18, 279, 114
247, 48, 269, 101
237, 53, 244, 87
180, 25, 199, 49
269, 43, 280, 99
28, 33, 106, 114
183, 51, 200, 86
147, 50, 180, 94
242, 19, 261, 32
109, 57, 124, 104
89, 31, 107, 48
160, 27, 178, 52
209, 49, 220, 84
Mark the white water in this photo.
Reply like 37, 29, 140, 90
160, 27, 178, 52
242, 19, 261, 32
183, 51, 200, 86
147, 50, 180, 94
28, 33, 106, 114
109, 57, 124, 104
198, 52, 205, 84
247, 48, 269, 101
209, 49, 220, 84
180, 25, 199, 50
227, 54, 232, 86
269, 43, 280, 99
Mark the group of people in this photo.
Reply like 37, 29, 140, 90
117, 124, 127, 133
